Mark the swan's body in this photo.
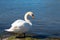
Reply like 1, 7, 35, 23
5, 12, 34, 34
6, 19, 31, 33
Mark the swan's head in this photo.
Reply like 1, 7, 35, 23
26, 12, 34, 19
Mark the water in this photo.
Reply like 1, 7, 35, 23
0, 0, 60, 38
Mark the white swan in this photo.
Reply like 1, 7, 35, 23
5, 12, 34, 34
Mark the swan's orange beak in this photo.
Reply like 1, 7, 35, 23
32, 14, 34, 19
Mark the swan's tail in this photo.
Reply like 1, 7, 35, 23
5, 29, 9, 31
5, 29, 13, 32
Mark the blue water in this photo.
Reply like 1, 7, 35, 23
0, 0, 60, 38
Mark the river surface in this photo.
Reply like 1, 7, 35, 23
0, 0, 60, 38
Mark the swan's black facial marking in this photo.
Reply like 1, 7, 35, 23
32, 14, 34, 19
32, 14, 34, 16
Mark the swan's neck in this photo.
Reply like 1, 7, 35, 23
24, 14, 32, 25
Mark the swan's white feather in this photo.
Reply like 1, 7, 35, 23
11, 19, 26, 27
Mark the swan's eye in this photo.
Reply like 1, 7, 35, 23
32, 14, 34, 16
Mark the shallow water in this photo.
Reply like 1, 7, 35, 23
0, 0, 60, 38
